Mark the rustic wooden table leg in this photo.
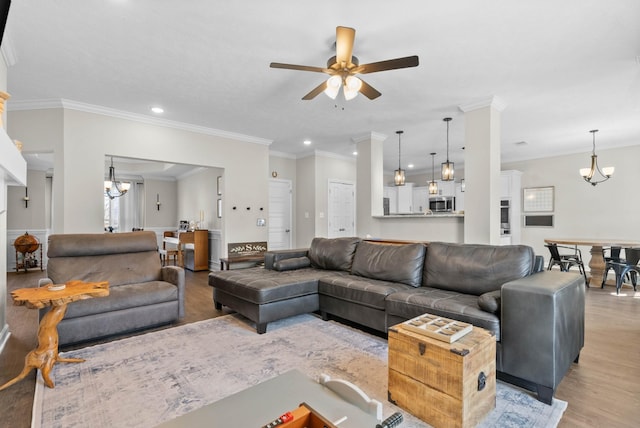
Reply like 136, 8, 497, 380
0, 303, 83, 391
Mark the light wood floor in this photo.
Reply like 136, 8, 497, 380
1, 270, 639, 427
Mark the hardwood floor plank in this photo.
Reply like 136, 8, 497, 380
1, 271, 639, 427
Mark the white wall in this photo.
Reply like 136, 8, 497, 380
503, 144, 640, 260
8, 107, 270, 253
176, 167, 223, 231
295, 156, 315, 247
144, 178, 177, 229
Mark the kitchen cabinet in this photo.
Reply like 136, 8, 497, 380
412, 186, 428, 213
435, 180, 455, 197
396, 183, 414, 213
455, 183, 465, 212
384, 183, 415, 214
500, 170, 522, 245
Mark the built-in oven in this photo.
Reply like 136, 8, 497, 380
429, 196, 455, 213
501, 199, 510, 235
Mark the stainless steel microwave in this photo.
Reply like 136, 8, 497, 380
429, 196, 455, 212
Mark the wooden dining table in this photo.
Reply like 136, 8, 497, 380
544, 238, 640, 285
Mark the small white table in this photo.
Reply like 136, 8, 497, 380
156, 369, 380, 427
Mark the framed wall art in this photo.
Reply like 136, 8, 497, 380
523, 186, 554, 212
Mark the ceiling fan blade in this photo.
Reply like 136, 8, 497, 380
354, 55, 419, 74
358, 79, 382, 100
335, 26, 355, 66
270, 62, 330, 74
302, 80, 328, 100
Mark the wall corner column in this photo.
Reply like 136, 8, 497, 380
355, 132, 386, 238
459, 96, 506, 244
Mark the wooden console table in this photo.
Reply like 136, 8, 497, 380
219, 254, 265, 270
0, 280, 109, 391
164, 229, 209, 271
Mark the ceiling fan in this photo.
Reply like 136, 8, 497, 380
270, 26, 419, 101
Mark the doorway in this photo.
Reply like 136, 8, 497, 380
328, 180, 355, 238
268, 179, 292, 250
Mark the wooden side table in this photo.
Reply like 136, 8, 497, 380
0, 280, 109, 391
388, 318, 496, 428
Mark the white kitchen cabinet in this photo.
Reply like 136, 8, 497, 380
500, 170, 522, 244
412, 186, 428, 213
435, 180, 455, 197
384, 186, 397, 214
455, 183, 465, 212
396, 182, 414, 213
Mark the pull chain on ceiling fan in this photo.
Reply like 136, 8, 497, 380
270, 26, 419, 101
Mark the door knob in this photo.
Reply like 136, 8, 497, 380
285, 229, 290, 233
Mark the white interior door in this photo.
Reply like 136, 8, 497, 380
268, 179, 292, 250
328, 180, 355, 238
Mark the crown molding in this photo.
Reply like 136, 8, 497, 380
268, 150, 297, 160
351, 131, 388, 143
313, 150, 356, 162
8, 98, 273, 146
458, 96, 508, 113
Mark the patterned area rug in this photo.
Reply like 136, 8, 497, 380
32, 314, 566, 427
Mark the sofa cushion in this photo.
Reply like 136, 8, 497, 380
478, 290, 501, 315
308, 237, 361, 272
63, 280, 178, 319
351, 241, 425, 287
209, 267, 334, 304
319, 275, 414, 310
273, 256, 311, 271
424, 242, 536, 295
385, 287, 501, 340
46, 251, 163, 287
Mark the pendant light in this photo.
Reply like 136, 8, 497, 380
428, 152, 438, 195
394, 130, 406, 186
579, 129, 614, 186
104, 157, 131, 199
441, 117, 454, 181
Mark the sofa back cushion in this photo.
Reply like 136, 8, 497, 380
424, 242, 536, 295
308, 237, 361, 271
47, 231, 162, 287
351, 241, 426, 287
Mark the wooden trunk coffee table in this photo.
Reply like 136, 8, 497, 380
388, 315, 496, 428
0, 280, 109, 391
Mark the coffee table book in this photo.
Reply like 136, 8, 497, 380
400, 313, 473, 343
388, 319, 496, 428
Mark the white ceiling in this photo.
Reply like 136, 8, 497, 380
5, 1, 640, 176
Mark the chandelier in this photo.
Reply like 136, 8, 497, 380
441, 117, 454, 181
579, 130, 614, 186
428, 152, 438, 195
105, 157, 131, 199
394, 130, 406, 186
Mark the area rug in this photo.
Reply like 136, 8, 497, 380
32, 314, 567, 427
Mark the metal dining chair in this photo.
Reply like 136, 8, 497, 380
601, 246, 622, 288
609, 248, 640, 294
545, 243, 589, 286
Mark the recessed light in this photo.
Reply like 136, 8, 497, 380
151, 107, 164, 114
352, 151, 358, 156
408, 164, 414, 169
303, 140, 311, 145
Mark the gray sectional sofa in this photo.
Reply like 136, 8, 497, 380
209, 237, 585, 404
44, 231, 185, 346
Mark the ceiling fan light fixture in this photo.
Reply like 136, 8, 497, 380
343, 75, 362, 100
324, 75, 341, 99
